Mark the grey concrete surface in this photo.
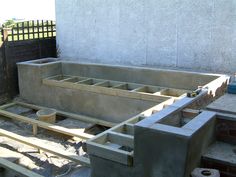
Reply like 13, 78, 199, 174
90, 155, 134, 177
17, 59, 159, 123
18, 59, 222, 123
56, 0, 236, 73
207, 93, 236, 115
17, 58, 228, 177
17, 59, 222, 123
203, 141, 236, 165
134, 111, 216, 177
61, 61, 220, 90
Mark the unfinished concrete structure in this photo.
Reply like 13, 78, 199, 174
4, 57, 228, 177
0, 1, 235, 177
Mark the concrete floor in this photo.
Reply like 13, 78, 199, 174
207, 93, 236, 115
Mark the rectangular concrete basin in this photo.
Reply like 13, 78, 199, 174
17, 58, 227, 125
17, 58, 229, 177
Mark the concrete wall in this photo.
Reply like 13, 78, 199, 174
56, 0, 236, 73
17, 60, 158, 123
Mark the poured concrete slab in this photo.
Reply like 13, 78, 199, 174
203, 141, 236, 165
207, 94, 236, 115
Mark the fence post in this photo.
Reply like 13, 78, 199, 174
0, 28, 9, 101
2, 29, 9, 42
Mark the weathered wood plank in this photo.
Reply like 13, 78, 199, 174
87, 142, 133, 166
0, 128, 90, 166
0, 102, 16, 109
15, 101, 116, 128
42, 75, 183, 102
0, 109, 94, 139
108, 132, 134, 148
0, 157, 43, 177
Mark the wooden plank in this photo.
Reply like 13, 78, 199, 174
60, 76, 75, 82
46, 20, 49, 38
0, 109, 94, 140
108, 132, 134, 148
11, 28, 14, 41
43, 78, 171, 102
93, 81, 109, 86
37, 20, 40, 39
182, 108, 200, 118
32, 20, 35, 39
16, 23, 20, 41
131, 86, 146, 92
88, 98, 176, 143
182, 111, 216, 130
112, 123, 134, 136
87, 141, 133, 166
15, 101, 116, 127
27, 21, 30, 39
77, 78, 93, 84
86, 97, 183, 166
50, 21, 53, 37
22, 22, 25, 40
42, 20, 44, 38
0, 102, 16, 109
0, 128, 90, 166
44, 75, 192, 98
0, 157, 43, 177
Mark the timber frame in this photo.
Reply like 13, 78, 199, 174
86, 91, 210, 166
0, 128, 90, 166
87, 97, 180, 166
0, 157, 44, 177
0, 101, 93, 174
43, 74, 190, 102
0, 102, 94, 139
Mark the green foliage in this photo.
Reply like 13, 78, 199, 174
3, 19, 15, 28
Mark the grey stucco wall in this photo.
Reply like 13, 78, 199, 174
56, 0, 236, 73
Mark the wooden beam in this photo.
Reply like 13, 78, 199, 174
14, 101, 116, 128
182, 108, 201, 118
0, 109, 94, 140
0, 102, 16, 110
0, 128, 90, 166
87, 141, 133, 166
86, 98, 180, 165
108, 132, 134, 148
112, 123, 134, 136
0, 157, 43, 177
43, 76, 178, 102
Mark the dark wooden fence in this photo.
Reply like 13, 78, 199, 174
0, 41, 7, 104
0, 20, 57, 103
2, 20, 56, 42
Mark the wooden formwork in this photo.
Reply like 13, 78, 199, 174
0, 157, 44, 177
87, 97, 179, 166
43, 74, 190, 102
0, 101, 98, 176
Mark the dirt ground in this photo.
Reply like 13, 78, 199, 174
0, 104, 106, 177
